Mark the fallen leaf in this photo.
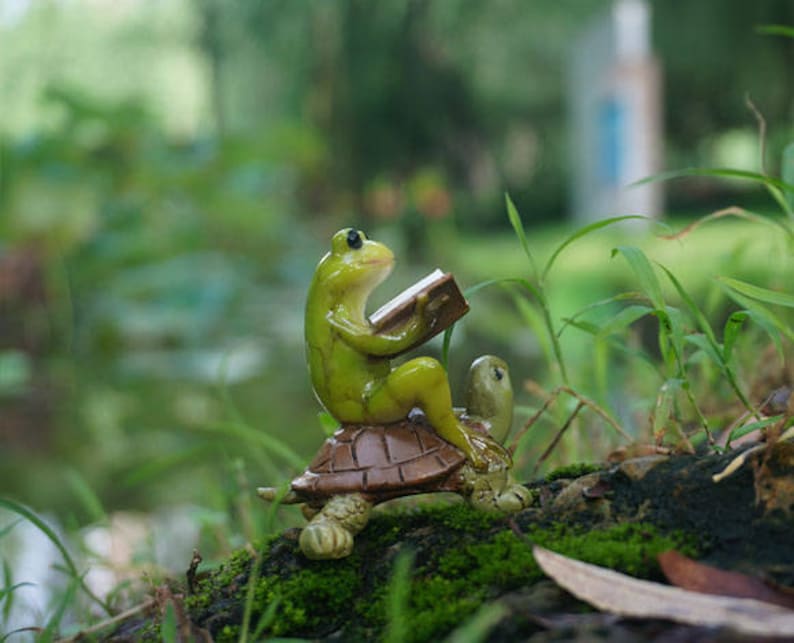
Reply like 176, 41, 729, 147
533, 545, 794, 637
658, 550, 794, 609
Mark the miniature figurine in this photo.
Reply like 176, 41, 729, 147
257, 229, 530, 559
303, 228, 508, 471
258, 355, 532, 559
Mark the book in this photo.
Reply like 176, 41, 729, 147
368, 269, 469, 355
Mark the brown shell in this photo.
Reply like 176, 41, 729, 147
291, 419, 466, 502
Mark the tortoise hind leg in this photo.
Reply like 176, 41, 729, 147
299, 493, 372, 560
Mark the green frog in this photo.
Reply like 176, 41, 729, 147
305, 228, 509, 470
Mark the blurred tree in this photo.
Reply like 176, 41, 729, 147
195, 0, 605, 228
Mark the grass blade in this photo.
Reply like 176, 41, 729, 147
40, 578, 78, 643
444, 601, 507, 643
756, 24, 794, 38
505, 193, 539, 279
65, 469, 106, 525
658, 206, 791, 240
718, 288, 788, 353
251, 597, 281, 641
543, 215, 647, 281
727, 415, 784, 446
722, 311, 748, 365
441, 277, 541, 369
612, 247, 664, 309
717, 277, 794, 308
239, 553, 263, 643
633, 167, 794, 194
199, 421, 306, 471
596, 304, 654, 340
384, 550, 415, 643
0, 498, 110, 615
684, 333, 723, 367
160, 601, 178, 643
558, 291, 647, 337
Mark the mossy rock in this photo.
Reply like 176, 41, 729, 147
108, 445, 794, 642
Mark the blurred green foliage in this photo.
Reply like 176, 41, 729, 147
0, 0, 793, 572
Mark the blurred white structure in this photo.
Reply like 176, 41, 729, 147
569, 0, 663, 223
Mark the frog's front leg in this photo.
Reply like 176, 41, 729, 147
366, 357, 511, 471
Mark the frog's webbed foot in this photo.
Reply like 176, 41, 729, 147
463, 467, 533, 513
463, 431, 513, 472
299, 493, 372, 560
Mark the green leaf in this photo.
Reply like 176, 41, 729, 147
684, 333, 723, 367
543, 215, 647, 281
658, 264, 719, 347
653, 306, 686, 372
561, 319, 661, 375
558, 291, 647, 337
717, 277, 794, 308
727, 415, 785, 446
633, 167, 794, 194
634, 166, 794, 217
596, 305, 654, 339
505, 193, 538, 279
612, 246, 665, 309
722, 311, 749, 365
720, 287, 788, 353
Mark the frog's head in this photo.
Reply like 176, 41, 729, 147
319, 228, 395, 296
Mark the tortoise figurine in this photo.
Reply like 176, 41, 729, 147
258, 356, 532, 560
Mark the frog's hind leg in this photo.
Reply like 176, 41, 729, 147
299, 493, 372, 560
367, 356, 509, 470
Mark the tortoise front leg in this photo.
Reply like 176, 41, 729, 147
299, 493, 372, 560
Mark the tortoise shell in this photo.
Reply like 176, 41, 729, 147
291, 419, 467, 502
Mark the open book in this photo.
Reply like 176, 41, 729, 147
368, 269, 469, 355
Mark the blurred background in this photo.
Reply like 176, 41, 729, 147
1, 0, 793, 628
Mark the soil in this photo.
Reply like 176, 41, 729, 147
106, 441, 794, 642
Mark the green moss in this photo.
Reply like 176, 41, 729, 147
407, 501, 505, 532
188, 506, 700, 642
255, 562, 362, 636
545, 462, 606, 481
394, 522, 699, 642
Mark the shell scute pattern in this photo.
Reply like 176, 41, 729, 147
291, 421, 466, 498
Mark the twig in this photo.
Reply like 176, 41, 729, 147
186, 549, 203, 595
745, 94, 768, 176
509, 395, 557, 455
532, 402, 585, 476
56, 598, 156, 642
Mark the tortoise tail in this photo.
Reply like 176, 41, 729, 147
257, 487, 301, 504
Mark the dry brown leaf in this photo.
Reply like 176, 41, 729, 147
533, 545, 794, 637
658, 550, 794, 609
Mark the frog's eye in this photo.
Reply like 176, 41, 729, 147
493, 367, 504, 381
346, 229, 364, 250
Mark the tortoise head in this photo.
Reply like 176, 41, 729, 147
463, 355, 513, 444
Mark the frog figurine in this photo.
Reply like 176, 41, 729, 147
258, 229, 531, 559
